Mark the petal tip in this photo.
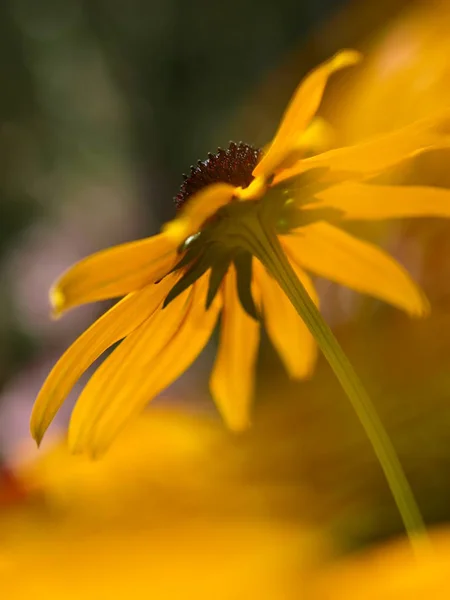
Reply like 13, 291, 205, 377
412, 300, 431, 319
67, 429, 82, 455
50, 286, 65, 319
333, 49, 363, 68
406, 288, 430, 319
161, 219, 188, 245
67, 439, 83, 456
225, 415, 252, 433
69, 438, 105, 461
68, 427, 99, 458
89, 448, 106, 461
30, 422, 43, 447
288, 362, 316, 381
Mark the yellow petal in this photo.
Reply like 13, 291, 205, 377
282, 222, 429, 317
264, 118, 337, 174
289, 116, 336, 161
254, 50, 362, 179
312, 181, 450, 221
68, 273, 220, 457
51, 233, 177, 316
210, 266, 260, 431
163, 183, 236, 244
275, 110, 450, 183
254, 259, 318, 379
30, 276, 176, 446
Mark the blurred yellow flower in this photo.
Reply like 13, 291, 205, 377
329, 0, 450, 142
31, 49, 450, 456
312, 527, 450, 599
1, 411, 327, 600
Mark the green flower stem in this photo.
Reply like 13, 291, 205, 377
246, 218, 429, 554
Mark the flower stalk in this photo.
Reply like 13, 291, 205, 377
239, 212, 429, 555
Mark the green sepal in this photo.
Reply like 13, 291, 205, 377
205, 253, 233, 309
233, 251, 259, 320
170, 236, 206, 273
163, 251, 212, 308
278, 206, 343, 232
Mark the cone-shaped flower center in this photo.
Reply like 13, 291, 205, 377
175, 142, 262, 210
167, 149, 343, 319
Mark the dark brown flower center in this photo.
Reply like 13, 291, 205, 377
174, 142, 262, 210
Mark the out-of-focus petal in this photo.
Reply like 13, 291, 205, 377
274, 111, 450, 183
254, 50, 362, 179
163, 183, 236, 244
51, 233, 177, 316
255, 259, 318, 379
68, 274, 221, 457
282, 222, 429, 316
261, 118, 337, 174
311, 181, 450, 220
210, 266, 260, 431
30, 276, 177, 446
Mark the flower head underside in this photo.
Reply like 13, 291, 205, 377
31, 49, 450, 457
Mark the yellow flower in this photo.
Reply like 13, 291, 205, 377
312, 528, 450, 599
327, 0, 450, 142
31, 49, 450, 457
1, 411, 327, 600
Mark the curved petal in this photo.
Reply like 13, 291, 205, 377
68, 273, 220, 457
254, 50, 362, 179
282, 223, 429, 316
312, 181, 450, 221
51, 233, 177, 316
210, 266, 260, 431
274, 111, 450, 184
163, 183, 236, 244
30, 275, 176, 445
254, 259, 318, 379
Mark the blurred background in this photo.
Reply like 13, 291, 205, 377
2, 0, 450, 597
